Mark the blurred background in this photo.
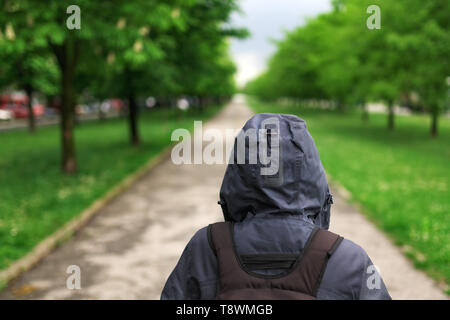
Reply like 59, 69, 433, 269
0, 0, 448, 297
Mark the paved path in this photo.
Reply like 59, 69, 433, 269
0, 96, 446, 299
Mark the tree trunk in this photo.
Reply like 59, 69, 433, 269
198, 96, 206, 113
52, 37, 80, 174
98, 103, 106, 121
387, 102, 395, 130
362, 103, 369, 123
60, 62, 77, 174
430, 106, 439, 138
24, 84, 36, 133
128, 94, 140, 146
336, 99, 346, 113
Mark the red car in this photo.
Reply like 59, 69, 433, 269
0, 93, 45, 119
8, 104, 29, 118
6, 103, 44, 119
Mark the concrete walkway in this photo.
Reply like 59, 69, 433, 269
0, 96, 447, 299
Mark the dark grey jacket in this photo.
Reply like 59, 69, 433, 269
161, 113, 391, 300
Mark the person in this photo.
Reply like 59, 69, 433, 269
161, 113, 391, 300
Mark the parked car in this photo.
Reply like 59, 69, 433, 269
75, 104, 91, 115
0, 93, 45, 119
110, 99, 125, 112
4, 104, 45, 119
0, 108, 12, 121
8, 104, 28, 118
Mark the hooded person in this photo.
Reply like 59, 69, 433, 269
161, 113, 391, 300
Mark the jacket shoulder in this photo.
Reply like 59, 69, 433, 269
318, 237, 370, 299
188, 226, 212, 252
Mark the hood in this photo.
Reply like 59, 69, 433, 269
218, 113, 333, 229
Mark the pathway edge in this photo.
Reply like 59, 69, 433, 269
0, 145, 173, 288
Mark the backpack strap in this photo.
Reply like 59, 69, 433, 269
290, 227, 343, 296
208, 222, 233, 255
208, 222, 253, 297
207, 223, 217, 256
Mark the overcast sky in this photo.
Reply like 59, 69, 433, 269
230, 0, 332, 87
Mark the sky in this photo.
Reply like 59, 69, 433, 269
230, 0, 332, 87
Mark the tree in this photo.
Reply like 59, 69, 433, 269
99, 2, 182, 145
88, 0, 245, 145
408, 0, 450, 136
169, 0, 246, 111
0, 7, 58, 133
17, 0, 128, 173
1, 0, 245, 173
246, 0, 449, 136
369, 0, 449, 134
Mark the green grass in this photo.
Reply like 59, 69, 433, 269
249, 97, 450, 287
0, 106, 222, 270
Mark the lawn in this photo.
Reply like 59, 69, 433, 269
249, 97, 450, 288
0, 106, 222, 271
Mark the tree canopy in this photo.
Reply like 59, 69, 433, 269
246, 0, 449, 136
0, 0, 247, 172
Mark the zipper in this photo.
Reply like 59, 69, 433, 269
240, 254, 299, 270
